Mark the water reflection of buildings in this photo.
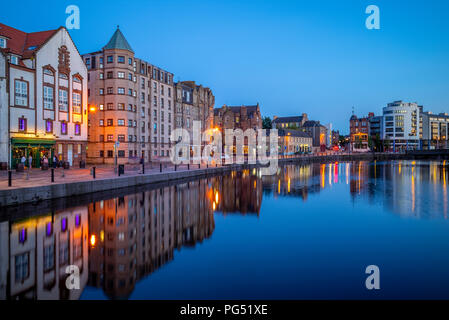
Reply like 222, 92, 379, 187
348, 160, 449, 219
212, 170, 263, 216
0, 207, 89, 300
87, 179, 215, 299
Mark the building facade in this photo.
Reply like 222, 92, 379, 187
174, 81, 215, 153
213, 104, 262, 131
277, 129, 312, 155
0, 23, 88, 168
83, 27, 174, 164
301, 120, 327, 150
349, 112, 373, 151
272, 114, 308, 129
420, 110, 449, 149
382, 101, 420, 151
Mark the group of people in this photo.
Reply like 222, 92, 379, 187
18, 153, 61, 169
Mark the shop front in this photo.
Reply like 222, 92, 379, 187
11, 138, 56, 168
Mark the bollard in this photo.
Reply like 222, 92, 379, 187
142, 163, 145, 175
51, 168, 54, 182
8, 170, 12, 187
93, 166, 96, 179
160, 163, 162, 172
175, 165, 177, 171
188, 164, 190, 170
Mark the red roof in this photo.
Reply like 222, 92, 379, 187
0, 23, 58, 59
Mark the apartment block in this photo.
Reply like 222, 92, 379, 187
83, 27, 174, 164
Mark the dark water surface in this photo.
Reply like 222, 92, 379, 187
1, 160, 448, 300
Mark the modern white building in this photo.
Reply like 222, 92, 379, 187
382, 101, 420, 151
0, 23, 88, 169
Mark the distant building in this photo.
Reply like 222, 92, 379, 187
331, 130, 340, 146
382, 101, 420, 151
277, 129, 312, 154
272, 114, 308, 129
213, 104, 262, 131
349, 112, 373, 151
301, 120, 327, 150
420, 109, 449, 149
174, 81, 215, 153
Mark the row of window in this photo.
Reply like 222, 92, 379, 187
18, 117, 81, 135
14, 75, 82, 113
98, 149, 170, 158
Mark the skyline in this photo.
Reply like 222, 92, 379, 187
1, 0, 449, 133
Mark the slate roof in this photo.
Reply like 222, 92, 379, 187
103, 27, 134, 52
272, 116, 304, 124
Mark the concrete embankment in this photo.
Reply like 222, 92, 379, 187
1, 151, 447, 208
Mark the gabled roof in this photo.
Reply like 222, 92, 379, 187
214, 104, 259, 116
272, 116, 304, 123
278, 129, 312, 138
103, 27, 133, 52
302, 120, 323, 127
0, 23, 58, 58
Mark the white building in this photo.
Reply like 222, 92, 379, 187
0, 23, 88, 169
382, 101, 420, 151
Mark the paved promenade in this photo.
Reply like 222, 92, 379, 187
0, 162, 209, 190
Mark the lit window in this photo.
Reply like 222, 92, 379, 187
14, 80, 28, 106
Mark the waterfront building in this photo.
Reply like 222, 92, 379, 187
382, 101, 420, 151
300, 120, 327, 151
83, 27, 174, 164
174, 81, 215, 154
271, 114, 308, 129
213, 104, 262, 132
277, 129, 312, 155
0, 23, 88, 168
420, 109, 449, 150
349, 112, 373, 151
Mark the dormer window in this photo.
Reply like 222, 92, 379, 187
10, 55, 18, 65
0, 38, 7, 48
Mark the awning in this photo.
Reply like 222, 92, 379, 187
11, 138, 56, 147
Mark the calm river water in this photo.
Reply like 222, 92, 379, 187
1, 160, 448, 299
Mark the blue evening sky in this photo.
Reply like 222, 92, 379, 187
2, 0, 449, 134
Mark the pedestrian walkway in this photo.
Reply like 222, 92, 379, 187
0, 162, 212, 190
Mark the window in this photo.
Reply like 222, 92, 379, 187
107, 119, 113, 126
99, 73, 104, 79
99, 150, 104, 157
118, 103, 124, 110
43, 86, 54, 109
61, 122, 67, 134
18, 118, 27, 132
15, 253, 29, 282
99, 119, 104, 126
14, 80, 28, 106
118, 87, 125, 95
58, 89, 68, 112
107, 87, 113, 94
107, 55, 113, 63
118, 135, 125, 142
100, 135, 104, 142
107, 135, 114, 142
107, 150, 113, 158
10, 55, 19, 65
72, 92, 81, 114
168, 88, 171, 97
75, 123, 81, 135
128, 88, 133, 96
107, 103, 114, 110
128, 58, 132, 65
118, 72, 125, 79
45, 119, 53, 133
128, 73, 132, 81
99, 88, 104, 95
118, 56, 125, 63
128, 119, 133, 127
0, 38, 6, 48
118, 119, 125, 126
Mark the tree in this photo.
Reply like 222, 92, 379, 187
262, 117, 272, 129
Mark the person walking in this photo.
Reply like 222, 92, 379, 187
28, 154, 33, 169
21, 155, 26, 168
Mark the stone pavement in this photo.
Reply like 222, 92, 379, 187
0, 162, 213, 190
